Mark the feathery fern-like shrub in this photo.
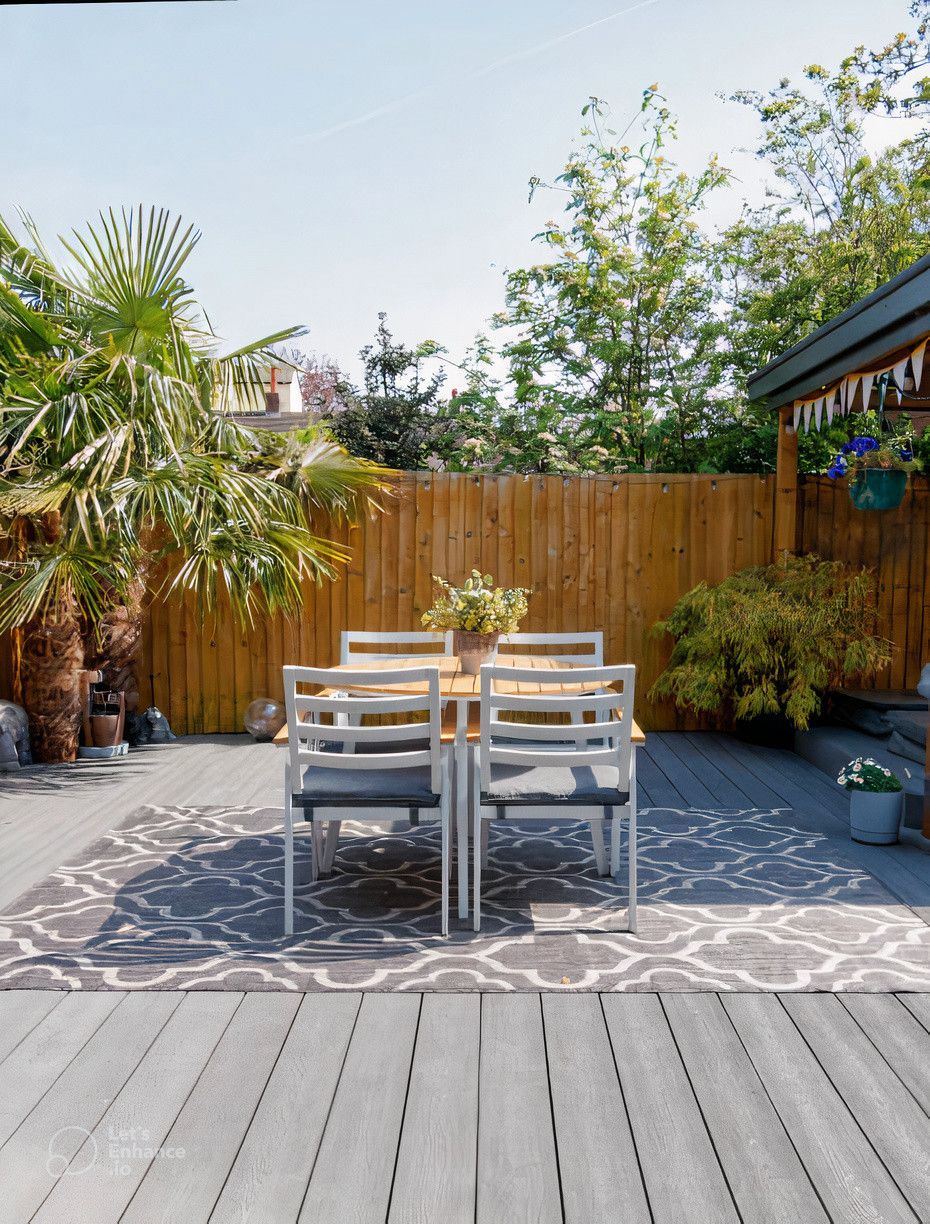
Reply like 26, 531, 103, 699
648, 556, 892, 730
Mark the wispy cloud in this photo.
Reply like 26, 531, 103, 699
295, 1, 661, 147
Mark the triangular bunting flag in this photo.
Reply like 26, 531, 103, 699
813, 397, 824, 430
893, 357, 909, 401
845, 376, 859, 413
859, 373, 874, 413
793, 402, 803, 432
825, 394, 835, 426
912, 340, 926, 393
804, 401, 814, 432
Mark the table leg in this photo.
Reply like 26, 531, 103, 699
456, 700, 469, 922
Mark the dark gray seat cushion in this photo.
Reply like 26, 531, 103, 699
481, 761, 627, 806
296, 762, 440, 809
313, 737, 429, 754
885, 709, 930, 748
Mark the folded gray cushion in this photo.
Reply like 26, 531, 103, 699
829, 695, 892, 737
884, 709, 930, 747
481, 761, 628, 806
296, 762, 440, 808
888, 731, 925, 765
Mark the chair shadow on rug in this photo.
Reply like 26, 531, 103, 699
3, 805, 930, 992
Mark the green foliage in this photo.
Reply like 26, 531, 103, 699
720, 8, 930, 393
649, 556, 892, 730
838, 757, 903, 792
421, 570, 529, 634
324, 313, 446, 469
0, 207, 385, 634
497, 91, 729, 474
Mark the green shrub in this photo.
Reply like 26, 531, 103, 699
648, 555, 891, 730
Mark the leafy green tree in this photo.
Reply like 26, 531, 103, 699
325, 313, 446, 469
0, 208, 383, 761
498, 91, 729, 472
719, 0, 930, 471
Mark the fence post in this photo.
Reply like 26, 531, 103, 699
773, 404, 798, 562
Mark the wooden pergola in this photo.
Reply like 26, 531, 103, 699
748, 255, 930, 836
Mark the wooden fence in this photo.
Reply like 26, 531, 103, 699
797, 474, 930, 694
4, 470, 927, 733
141, 472, 775, 733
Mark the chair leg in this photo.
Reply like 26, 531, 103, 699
480, 820, 490, 871
310, 821, 322, 883
284, 778, 294, 937
322, 821, 341, 874
590, 820, 608, 875
457, 748, 469, 921
628, 806, 638, 934
473, 799, 483, 933
441, 799, 450, 937
610, 813, 622, 876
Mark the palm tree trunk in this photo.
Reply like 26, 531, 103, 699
20, 598, 85, 763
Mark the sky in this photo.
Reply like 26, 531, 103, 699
0, 0, 912, 382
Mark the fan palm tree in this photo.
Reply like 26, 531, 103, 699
0, 207, 385, 762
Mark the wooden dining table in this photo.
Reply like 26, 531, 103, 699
274, 654, 645, 919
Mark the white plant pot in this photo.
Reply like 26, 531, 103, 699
849, 789, 903, 845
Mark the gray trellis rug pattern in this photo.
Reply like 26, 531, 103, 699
1, 804, 929, 992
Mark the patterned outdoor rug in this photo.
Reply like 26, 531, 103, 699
1, 804, 929, 992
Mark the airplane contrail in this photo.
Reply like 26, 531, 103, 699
295, 0, 662, 147
473, 0, 661, 77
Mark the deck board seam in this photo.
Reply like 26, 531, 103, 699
23, 993, 186, 1219
656, 994, 746, 1224
716, 995, 837, 1224
203, 990, 309, 1223
835, 996, 930, 1122
596, 994, 654, 1224
384, 994, 425, 1224
538, 993, 567, 1224
295, 992, 366, 1222
772, 994, 921, 1223
117, 993, 248, 1223
0, 991, 70, 1073
897, 993, 930, 1033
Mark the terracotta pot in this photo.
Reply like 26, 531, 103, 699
91, 713, 122, 747
453, 630, 499, 675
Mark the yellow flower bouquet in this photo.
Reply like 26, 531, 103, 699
422, 571, 530, 672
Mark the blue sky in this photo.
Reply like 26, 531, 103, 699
1, 0, 908, 380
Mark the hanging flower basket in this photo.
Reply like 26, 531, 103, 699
827, 431, 916, 512
848, 468, 908, 511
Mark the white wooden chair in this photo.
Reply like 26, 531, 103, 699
340, 630, 452, 664
496, 631, 604, 665
282, 664, 451, 936
471, 662, 637, 933
479, 631, 606, 868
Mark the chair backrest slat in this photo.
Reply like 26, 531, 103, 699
340, 630, 452, 664
497, 631, 603, 665
478, 662, 635, 793
283, 664, 442, 793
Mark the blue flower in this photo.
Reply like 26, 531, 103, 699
843, 435, 879, 457
899, 447, 913, 461
827, 464, 845, 479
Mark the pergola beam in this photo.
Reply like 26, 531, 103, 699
772, 405, 798, 561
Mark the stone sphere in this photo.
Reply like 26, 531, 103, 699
244, 697, 286, 741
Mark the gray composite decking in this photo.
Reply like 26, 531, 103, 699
1, 733, 929, 1222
